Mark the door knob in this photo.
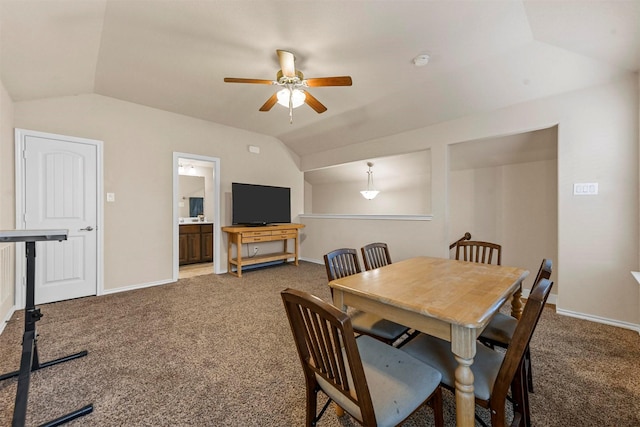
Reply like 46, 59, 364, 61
80, 226, 94, 231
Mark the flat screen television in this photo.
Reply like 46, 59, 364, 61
232, 182, 291, 226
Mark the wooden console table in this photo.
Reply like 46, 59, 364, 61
222, 223, 304, 277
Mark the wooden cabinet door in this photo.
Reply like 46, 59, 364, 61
201, 231, 213, 262
179, 234, 189, 265
187, 233, 202, 263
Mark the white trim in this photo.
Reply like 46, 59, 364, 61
172, 152, 222, 280
299, 214, 433, 221
14, 129, 104, 308
101, 279, 175, 295
0, 305, 16, 336
556, 308, 640, 334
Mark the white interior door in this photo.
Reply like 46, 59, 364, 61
19, 131, 100, 304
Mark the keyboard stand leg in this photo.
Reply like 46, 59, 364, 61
0, 241, 93, 427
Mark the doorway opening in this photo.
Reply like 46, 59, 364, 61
173, 153, 222, 280
447, 126, 558, 298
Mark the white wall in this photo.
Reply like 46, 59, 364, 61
300, 74, 639, 329
310, 173, 430, 215
0, 79, 15, 327
12, 94, 304, 292
307, 150, 432, 215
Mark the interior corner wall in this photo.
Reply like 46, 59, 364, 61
12, 94, 304, 292
300, 74, 639, 327
0, 77, 15, 326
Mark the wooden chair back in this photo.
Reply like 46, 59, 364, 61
281, 288, 377, 425
455, 240, 502, 265
324, 248, 362, 281
361, 242, 392, 271
531, 258, 552, 291
490, 278, 553, 425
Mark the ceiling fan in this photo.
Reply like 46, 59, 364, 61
224, 50, 352, 123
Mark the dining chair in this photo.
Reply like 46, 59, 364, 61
361, 242, 392, 270
324, 248, 412, 346
281, 288, 444, 427
479, 259, 553, 393
455, 240, 502, 265
400, 278, 554, 427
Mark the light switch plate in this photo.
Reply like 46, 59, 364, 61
573, 183, 598, 195
106, 192, 115, 202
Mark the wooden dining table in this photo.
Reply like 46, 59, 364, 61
329, 256, 529, 427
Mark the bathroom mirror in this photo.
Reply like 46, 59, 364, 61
179, 175, 205, 218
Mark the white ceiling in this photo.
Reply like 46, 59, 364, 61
1, 0, 638, 160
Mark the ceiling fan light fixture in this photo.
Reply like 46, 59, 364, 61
277, 88, 306, 108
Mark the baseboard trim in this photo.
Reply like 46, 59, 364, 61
0, 305, 16, 336
556, 307, 640, 334
300, 257, 323, 265
101, 278, 175, 296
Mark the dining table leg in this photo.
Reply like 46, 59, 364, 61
511, 286, 524, 320
451, 325, 477, 427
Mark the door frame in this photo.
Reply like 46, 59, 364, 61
173, 152, 222, 279
14, 128, 104, 308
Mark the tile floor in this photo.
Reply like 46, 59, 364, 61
178, 262, 214, 279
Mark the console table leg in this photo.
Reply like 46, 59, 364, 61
235, 233, 242, 277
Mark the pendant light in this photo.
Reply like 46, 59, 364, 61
360, 162, 380, 200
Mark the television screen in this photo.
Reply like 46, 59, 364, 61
232, 183, 291, 225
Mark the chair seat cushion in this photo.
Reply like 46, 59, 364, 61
316, 335, 442, 427
351, 310, 410, 341
480, 312, 517, 345
401, 333, 504, 401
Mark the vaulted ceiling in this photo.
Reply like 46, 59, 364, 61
1, 0, 638, 160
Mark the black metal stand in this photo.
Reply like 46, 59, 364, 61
0, 230, 94, 427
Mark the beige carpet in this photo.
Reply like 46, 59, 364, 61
1, 261, 639, 426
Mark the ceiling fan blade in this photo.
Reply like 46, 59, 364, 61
305, 76, 353, 87
224, 78, 274, 85
259, 93, 279, 111
303, 91, 327, 114
277, 50, 296, 78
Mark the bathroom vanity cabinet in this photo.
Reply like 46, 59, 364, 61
179, 223, 213, 265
